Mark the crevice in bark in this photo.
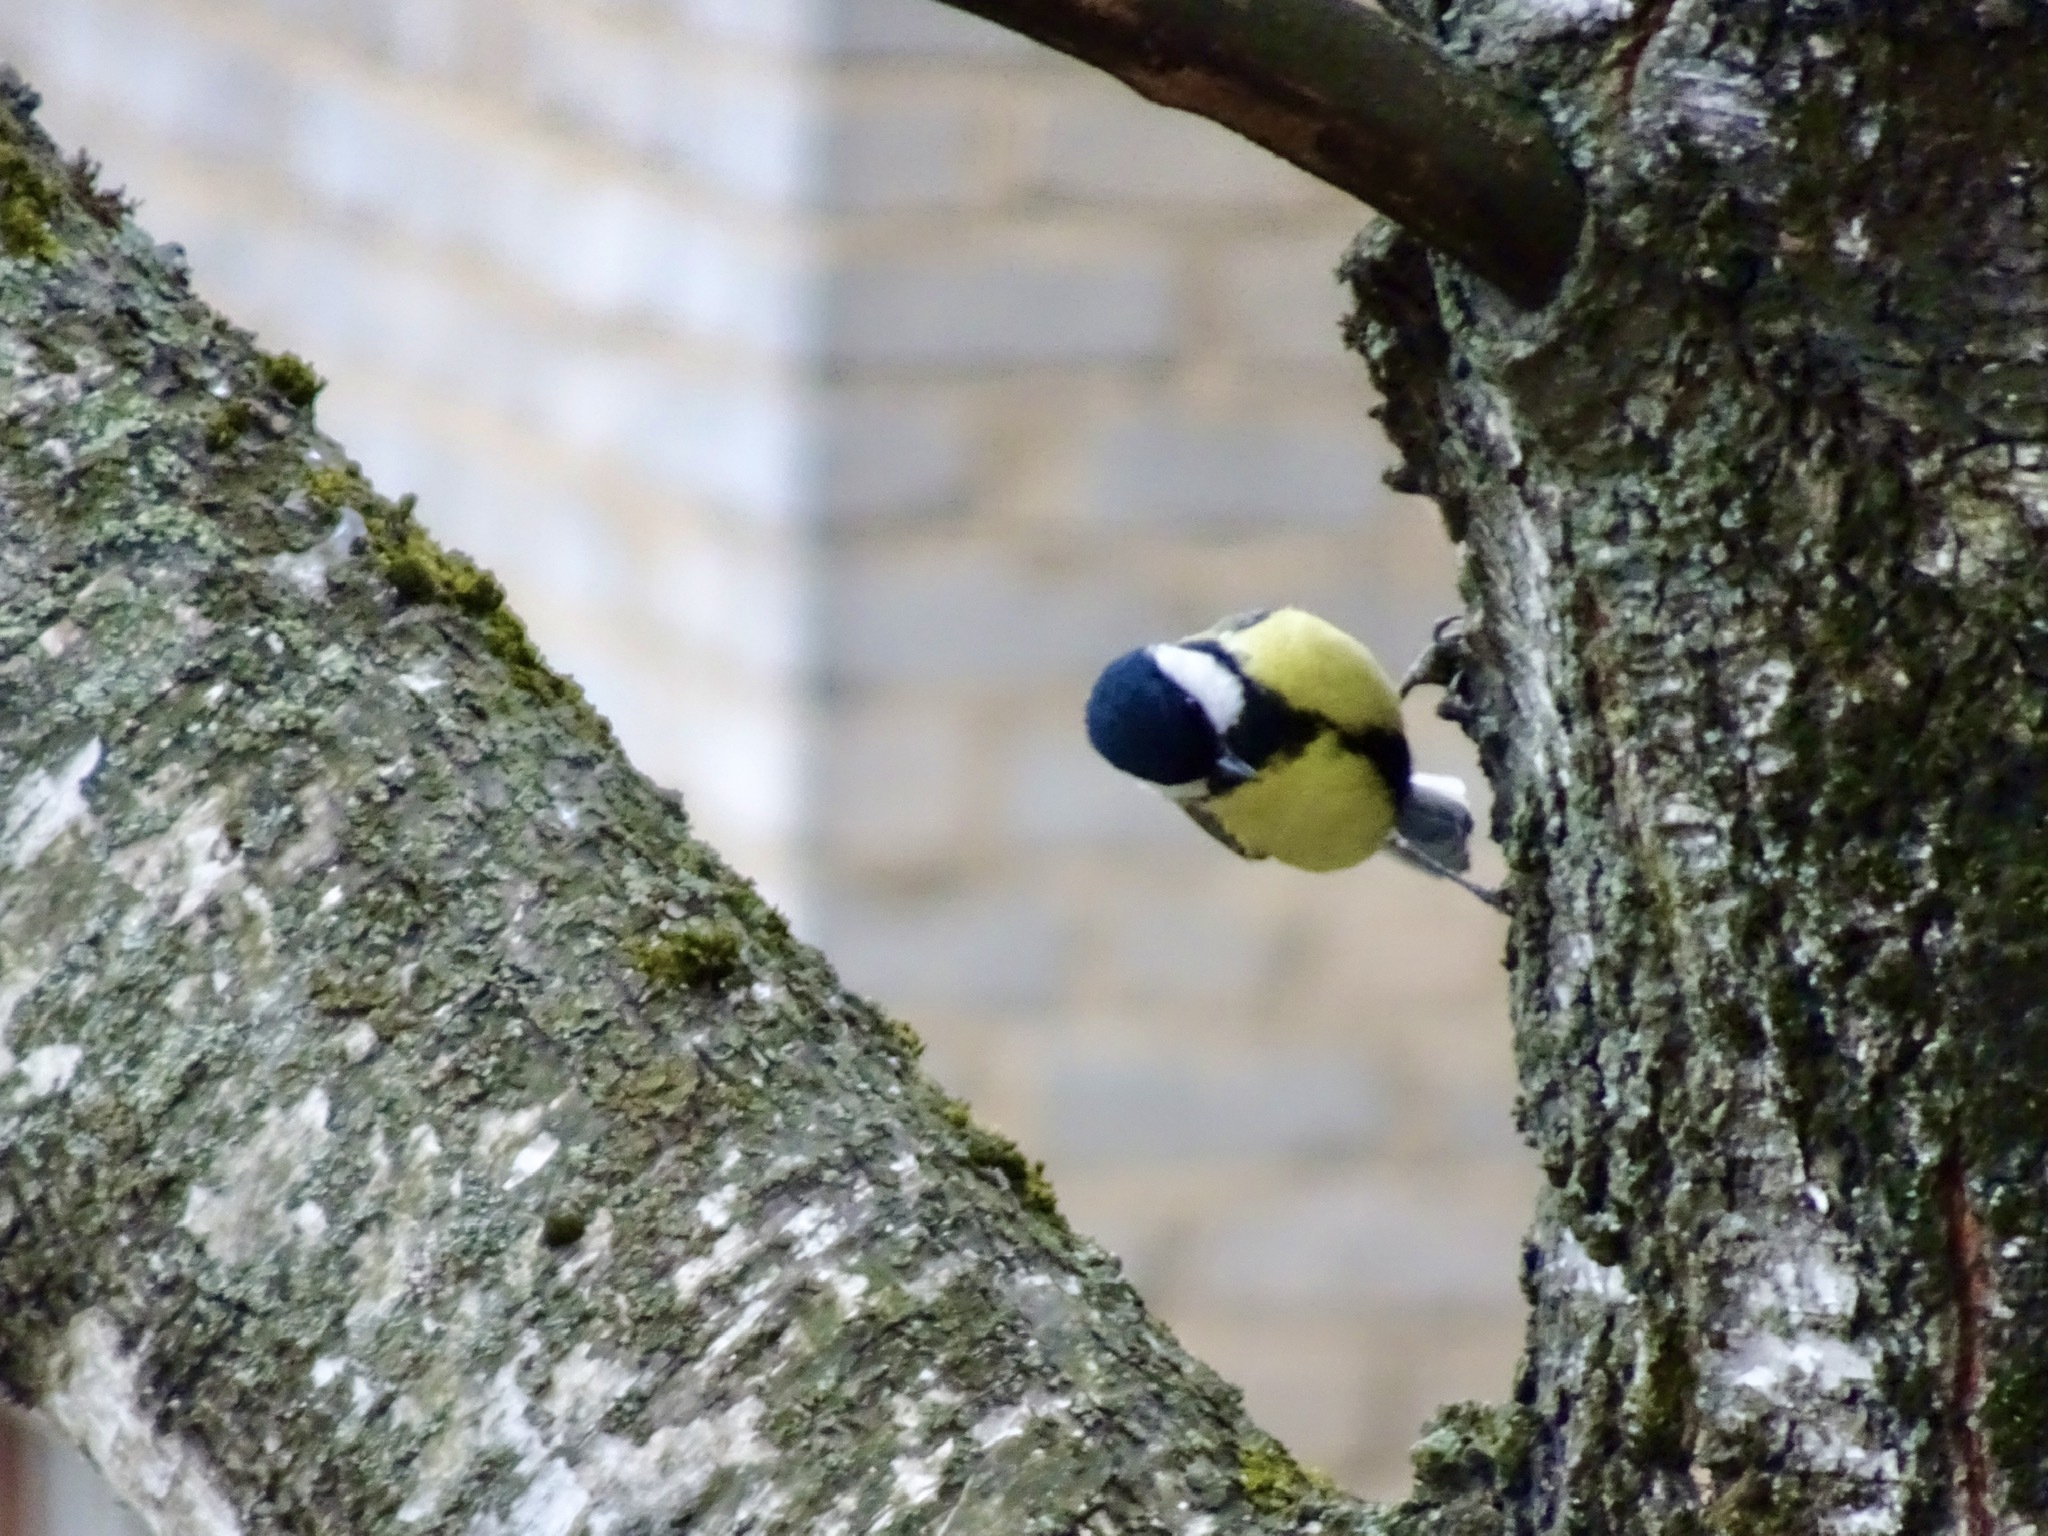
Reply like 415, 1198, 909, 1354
1615, 0, 1677, 107
1940, 1152, 1994, 1536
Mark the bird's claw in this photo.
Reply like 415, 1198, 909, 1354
1400, 614, 1470, 697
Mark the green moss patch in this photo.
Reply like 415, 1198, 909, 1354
0, 138, 62, 262
630, 919, 744, 991
304, 473, 613, 744
1239, 1432, 1334, 1517
205, 398, 259, 452
939, 1099, 1064, 1228
260, 351, 324, 410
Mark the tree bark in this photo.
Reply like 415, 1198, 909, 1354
1341, 4, 2048, 1535
0, 75, 1366, 1536
8, 0, 2048, 1531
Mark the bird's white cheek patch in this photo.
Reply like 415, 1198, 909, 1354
1149, 645, 1244, 735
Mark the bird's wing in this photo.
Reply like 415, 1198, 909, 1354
1182, 801, 1264, 860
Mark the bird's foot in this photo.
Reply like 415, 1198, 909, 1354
1400, 614, 1469, 696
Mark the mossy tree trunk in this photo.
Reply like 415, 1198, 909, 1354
0, 74, 1357, 1536
1337, 4, 2048, 1535
4, 0, 2047, 1530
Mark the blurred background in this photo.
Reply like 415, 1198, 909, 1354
0, 0, 1535, 1523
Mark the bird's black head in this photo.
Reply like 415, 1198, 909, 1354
1085, 648, 1218, 786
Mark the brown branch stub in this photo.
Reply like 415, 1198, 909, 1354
932, 0, 1584, 307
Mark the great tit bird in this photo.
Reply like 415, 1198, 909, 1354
1085, 607, 1501, 906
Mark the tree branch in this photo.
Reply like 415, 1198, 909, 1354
931, 0, 1584, 307
0, 73, 1371, 1535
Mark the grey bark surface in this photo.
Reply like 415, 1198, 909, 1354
0, 78, 1366, 1536
1343, 4, 2048, 1536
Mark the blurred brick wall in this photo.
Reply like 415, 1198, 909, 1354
0, 0, 1536, 1503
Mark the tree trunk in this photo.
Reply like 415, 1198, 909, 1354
1336, 5, 2048, 1535
6, 0, 2048, 1529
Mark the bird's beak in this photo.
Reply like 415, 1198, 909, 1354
1214, 752, 1256, 787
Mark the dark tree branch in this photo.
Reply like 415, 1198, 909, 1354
930, 0, 1584, 307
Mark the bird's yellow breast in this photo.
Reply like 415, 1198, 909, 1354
1207, 607, 1401, 737
1202, 732, 1398, 872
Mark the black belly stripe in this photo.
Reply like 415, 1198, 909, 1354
1189, 638, 1410, 801
1343, 726, 1412, 805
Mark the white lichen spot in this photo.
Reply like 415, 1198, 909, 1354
1509, 0, 1630, 25
341, 1021, 379, 1062
576, 1398, 777, 1528
36, 618, 82, 657
181, 1089, 333, 1266
11, 1042, 83, 1101
822, 1268, 871, 1309
291, 1201, 330, 1242
1551, 931, 1596, 1011
398, 668, 446, 696
748, 979, 781, 1005
346, 1214, 429, 1330
890, 1441, 956, 1508
695, 1184, 740, 1231
1667, 62, 1771, 156
397, 1340, 774, 1534
1475, 384, 1526, 474
475, 1105, 548, 1161
1751, 1253, 1858, 1324
276, 785, 344, 883
41, 1311, 244, 1536
1835, 216, 1872, 263
111, 790, 242, 923
702, 1296, 776, 1365
786, 1202, 845, 1260
673, 1227, 755, 1303
5, 738, 103, 869
311, 1356, 348, 1389
267, 510, 367, 600
905, 1255, 968, 1304
504, 1133, 561, 1190
1553, 1230, 1631, 1304
1723, 1332, 1875, 1398
889, 1150, 924, 1190
969, 1400, 1047, 1449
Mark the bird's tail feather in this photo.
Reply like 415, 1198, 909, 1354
1395, 772, 1474, 873
1389, 773, 1508, 910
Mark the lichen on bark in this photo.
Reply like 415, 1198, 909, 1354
0, 69, 1372, 1536
1345, 5, 2048, 1536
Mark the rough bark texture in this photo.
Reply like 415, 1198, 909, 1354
1344, 4, 2048, 1536
0, 76, 1371, 1536
8, 0, 2048, 1531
